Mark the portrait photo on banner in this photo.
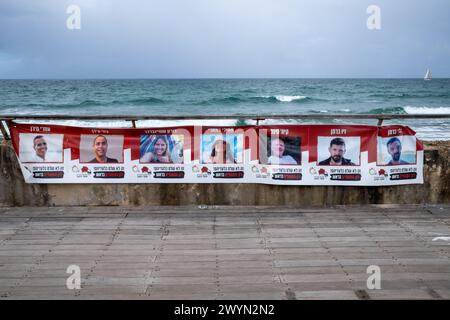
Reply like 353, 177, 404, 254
140, 134, 184, 164
377, 135, 417, 166
79, 134, 124, 163
259, 134, 301, 165
317, 136, 360, 166
18, 133, 64, 163
201, 133, 243, 164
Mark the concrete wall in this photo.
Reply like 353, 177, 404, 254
1, 141, 449, 206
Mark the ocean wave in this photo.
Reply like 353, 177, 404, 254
77, 100, 105, 107
364, 107, 406, 114
363, 106, 450, 115
272, 95, 307, 102
4, 97, 167, 109
368, 93, 411, 98
113, 97, 166, 105
403, 106, 450, 114
368, 92, 450, 99
195, 96, 246, 105
14, 100, 105, 108
308, 109, 329, 113
196, 95, 314, 105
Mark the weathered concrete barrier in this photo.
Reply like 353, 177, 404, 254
1, 142, 449, 206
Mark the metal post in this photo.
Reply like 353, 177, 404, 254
0, 120, 10, 140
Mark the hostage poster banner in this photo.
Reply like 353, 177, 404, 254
10, 122, 423, 185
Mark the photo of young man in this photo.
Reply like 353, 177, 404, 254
89, 135, 119, 163
18, 133, 64, 163
30, 135, 47, 162
319, 137, 356, 166
386, 137, 410, 165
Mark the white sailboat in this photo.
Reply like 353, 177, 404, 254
424, 68, 432, 81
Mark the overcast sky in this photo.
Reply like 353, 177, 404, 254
0, 0, 449, 78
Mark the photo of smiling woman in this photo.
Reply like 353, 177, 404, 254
201, 133, 243, 164
140, 135, 184, 164
207, 139, 236, 164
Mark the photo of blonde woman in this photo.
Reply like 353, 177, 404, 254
140, 135, 184, 164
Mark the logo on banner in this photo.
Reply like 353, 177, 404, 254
252, 165, 269, 179
73, 166, 91, 175
133, 165, 152, 178
370, 167, 388, 181
193, 165, 212, 178
310, 167, 328, 180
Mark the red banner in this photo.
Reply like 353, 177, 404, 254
10, 122, 423, 185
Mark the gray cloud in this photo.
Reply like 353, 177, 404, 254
0, 0, 449, 78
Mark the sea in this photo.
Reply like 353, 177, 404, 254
1, 78, 449, 140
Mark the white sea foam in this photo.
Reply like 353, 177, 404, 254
432, 236, 450, 241
404, 106, 450, 114
274, 95, 307, 102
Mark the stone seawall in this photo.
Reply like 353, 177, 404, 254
1, 142, 449, 206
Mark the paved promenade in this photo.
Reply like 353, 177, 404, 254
1, 205, 450, 299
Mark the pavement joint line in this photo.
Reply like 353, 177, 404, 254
143, 217, 171, 297
80, 215, 127, 295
